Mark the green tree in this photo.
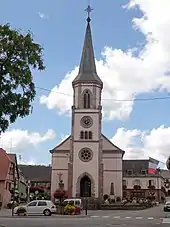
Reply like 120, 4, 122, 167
0, 24, 45, 133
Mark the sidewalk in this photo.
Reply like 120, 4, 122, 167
0, 209, 12, 217
0, 209, 89, 218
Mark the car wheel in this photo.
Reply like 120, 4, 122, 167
43, 209, 51, 216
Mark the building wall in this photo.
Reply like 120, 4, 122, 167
72, 84, 102, 198
123, 176, 163, 189
51, 152, 69, 198
72, 142, 99, 197
0, 181, 11, 207
103, 153, 123, 197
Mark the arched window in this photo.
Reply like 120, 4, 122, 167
89, 131, 92, 139
80, 131, 84, 139
85, 131, 88, 139
83, 90, 91, 108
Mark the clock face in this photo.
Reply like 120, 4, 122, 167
81, 116, 93, 128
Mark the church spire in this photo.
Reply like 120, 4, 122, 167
72, 5, 103, 87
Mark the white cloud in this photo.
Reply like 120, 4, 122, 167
0, 129, 56, 153
111, 125, 170, 165
38, 12, 48, 19
40, 0, 170, 120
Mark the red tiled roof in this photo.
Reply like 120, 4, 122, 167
0, 148, 11, 181
8, 154, 16, 162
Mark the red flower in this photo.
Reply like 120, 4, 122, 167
53, 189, 68, 199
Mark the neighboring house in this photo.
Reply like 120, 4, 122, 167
7, 154, 20, 195
19, 165, 51, 199
18, 169, 27, 201
122, 160, 165, 202
160, 169, 170, 196
0, 149, 19, 207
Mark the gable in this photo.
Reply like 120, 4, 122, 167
0, 149, 10, 181
102, 134, 125, 156
8, 153, 19, 179
50, 135, 71, 153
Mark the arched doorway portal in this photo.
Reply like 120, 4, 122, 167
80, 175, 91, 197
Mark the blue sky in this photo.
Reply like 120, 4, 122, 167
1, 0, 170, 167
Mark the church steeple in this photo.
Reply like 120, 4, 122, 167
72, 5, 103, 88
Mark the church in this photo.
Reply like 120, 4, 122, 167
50, 8, 125, 200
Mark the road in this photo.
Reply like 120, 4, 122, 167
0, 205, 170, 226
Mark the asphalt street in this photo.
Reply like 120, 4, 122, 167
0, 205, 170, 227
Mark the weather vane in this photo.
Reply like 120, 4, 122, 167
85, 5, 94, 22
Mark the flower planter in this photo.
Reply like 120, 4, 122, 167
17, 207, 27, 216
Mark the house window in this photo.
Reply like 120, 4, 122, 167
134, 179, 140, 186
149, 180, 154, 186
141, 170, 146, 175
127, 170, 133, 175
123, 180, 127, 186
83, 90, 91, 108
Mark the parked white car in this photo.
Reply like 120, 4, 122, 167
14, 200, 56, 216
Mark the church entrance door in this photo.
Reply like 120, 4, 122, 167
80, 175, 91, 197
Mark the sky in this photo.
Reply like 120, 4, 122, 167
0, 0, 170, 168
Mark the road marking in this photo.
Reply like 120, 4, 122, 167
102, 216, 109, 218
113, 216, 120, 219
136, 217, 143, 219
162, 218, 170, 223
125, 217, 132, 219
148, 217, 154, 219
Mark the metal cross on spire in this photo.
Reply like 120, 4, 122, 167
85, 5, 94, 22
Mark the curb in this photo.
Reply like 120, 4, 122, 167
0, 215, 90, 219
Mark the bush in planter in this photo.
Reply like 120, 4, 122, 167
64, 204, 76, 215
103, 194, 109, 201
75, 206, 81, 215
110, 198, 116, 204
123, 185, 127, 190
116, 197, 121, 202
17, 206, 26, 216
148, 185, 155, 190
134, 185, 141, 190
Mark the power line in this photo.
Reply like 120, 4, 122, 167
35, 86, 170, 102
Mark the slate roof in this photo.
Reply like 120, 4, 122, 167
123, 159, 150, 176
160, 169, 170, 179
18, 165, 51, 182
72, 18, 103, 86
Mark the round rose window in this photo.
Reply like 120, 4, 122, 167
79, 148, 93, 162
